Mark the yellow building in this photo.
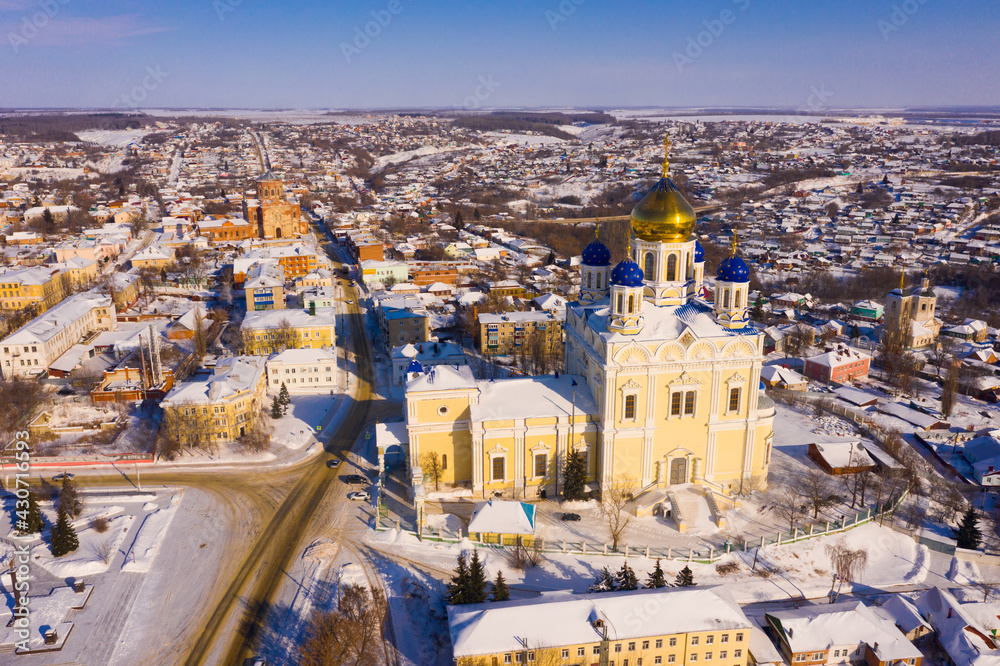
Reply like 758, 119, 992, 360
244, 262, 285, 311
884, 275, 941, 349
240, 308, 336, 355
160, 356, 268, 443
402, 137, 774, 498
479, 310, 564, 357
0, 266, 68, 313
448, 587, 753, 666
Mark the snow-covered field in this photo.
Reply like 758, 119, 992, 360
77, 129, 152, 146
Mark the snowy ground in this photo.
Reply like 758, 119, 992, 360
0, 487, 186, 662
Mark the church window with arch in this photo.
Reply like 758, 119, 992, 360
643, 252, 655, 281
666, 254, 678, 281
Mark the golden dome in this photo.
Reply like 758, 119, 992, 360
630, 134, 696, 243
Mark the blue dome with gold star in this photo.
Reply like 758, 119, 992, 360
407, 359, 423, 374
610, 257, 644, 287
716, 254, 750, 282
694, 240, 705, 263
581, 238, 611, 266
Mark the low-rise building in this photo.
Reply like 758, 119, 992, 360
376, 296, 430, 347
765, 601, 923, 666
241, 307, 336, 355
0, 266, 68, 313
265, 347, 338, 393
479, 310, 564, 357
244, 262, 285, 311
131, 245, 174, 270
448, 587, 754, 666
161, 355, 268, 443
391, 341, 466, 387
360, 259, 408, 286
804, 347, 871, 383
0, 293, 115, 378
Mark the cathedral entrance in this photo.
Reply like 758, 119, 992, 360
669, 458, 687, 485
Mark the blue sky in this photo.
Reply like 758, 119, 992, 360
1, 0, 997, 109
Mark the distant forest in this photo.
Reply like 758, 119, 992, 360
951, 130, 1000, 146
453, 111, 615, 140
0, 112, 155, 143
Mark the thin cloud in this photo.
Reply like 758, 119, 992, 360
3, 14, 173, 46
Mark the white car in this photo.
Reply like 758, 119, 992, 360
347, 490, 370, 502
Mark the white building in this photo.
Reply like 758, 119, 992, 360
391, 341, 466, 386
265, 347, 339, 393
0, 293, 115, 378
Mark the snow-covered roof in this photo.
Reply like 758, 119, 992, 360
809, 439, 874, 469
761, 365, 807, 386
162, 355, 266, 406
766, 601, 922, 661
833, 387, 879, 406
467, 500, 535, 536
266, 347, 337, 365
805, 347, 870, 369
448, 587, 752, 658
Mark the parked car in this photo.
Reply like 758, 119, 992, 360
343, 474, 367, 485
560, 512, 581, 522
326, 459, 341, 469
53, 473, 75, 482
348, 490, 371, 502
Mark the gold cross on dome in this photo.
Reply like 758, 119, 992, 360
662, 133, 671, 177
731, 227, 740, 256
595, 215, 600, 238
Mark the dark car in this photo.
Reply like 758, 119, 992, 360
343, 474, 367, 485
326, 459, 341, 469
561, 512, 581, 522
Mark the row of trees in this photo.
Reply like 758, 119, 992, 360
588, 560, 694, 592
12, 476, 82, 558
447, 549, 509, 605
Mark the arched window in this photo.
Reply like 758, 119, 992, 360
596, 273, 602, 289
586, 271, 592, 289
442, 454, 448, 470
617, 293, 624, 313
723, 289, 730, 309
734, 290, 742, 308
643, 253, 655, 281
628, 294, 635, 313
666, 254, 677, 281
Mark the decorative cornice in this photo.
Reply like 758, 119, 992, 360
669, 371, 702, 386
620, 379, 642, 392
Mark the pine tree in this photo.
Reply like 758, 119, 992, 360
59, 475, 82, 518
278, 382, 291, 415
562, 450, 587, 501
616, 562, 639, 591
491, 570, 509, 602
955, 506, 983, 550
751, 295, 765, 323
270, 395, 283, 419
588, 566, 616, 593
467, 549, 487, 604
674, 565, 695, 587
50, 506, 79, 557
645, 559, 667, 589
447, 551, 469, 605
17, 490, 44, 535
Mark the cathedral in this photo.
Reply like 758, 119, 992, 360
400, 138, 774, 499
242, 170, 309, 239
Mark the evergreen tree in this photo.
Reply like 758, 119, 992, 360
467, 549, 487, 604
562, 450, 587, 501
309, 301, 316, 316
17, 490, 44, 535
491, 570, 509, 602
454, 210, 465, 231
674, 565, 695, 587
278, 382, 291, 415
645, 559, 668, 589
473, 207, 481, 221
616, 562, 639, 591
751, 295, 765, 323
42, 208, 55, 233
849, 324, 860, 340
447, 551, 469, 605
59, 475, 82, 518
588, 566, 616, 593
955, 506, 983, 550
270, 395, 283, 419
50, 506, 79, 557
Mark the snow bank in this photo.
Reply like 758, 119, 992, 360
31, 513, 135, 578
122, 498, 180, 573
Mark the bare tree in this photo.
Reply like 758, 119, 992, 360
91, 536, 116, 565
299, 584, 388, 666
840, 449, 874, 508
236, 408, 272, 454
769, 488, 805, 532
974, 572, 1000, 602
193, 310, 207, 359
826, 542, 869, 602
420, 451, 443, 492
600, 475, 637, 552
799, 469, 840, 519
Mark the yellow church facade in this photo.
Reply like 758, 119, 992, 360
399, 138, 774, 498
